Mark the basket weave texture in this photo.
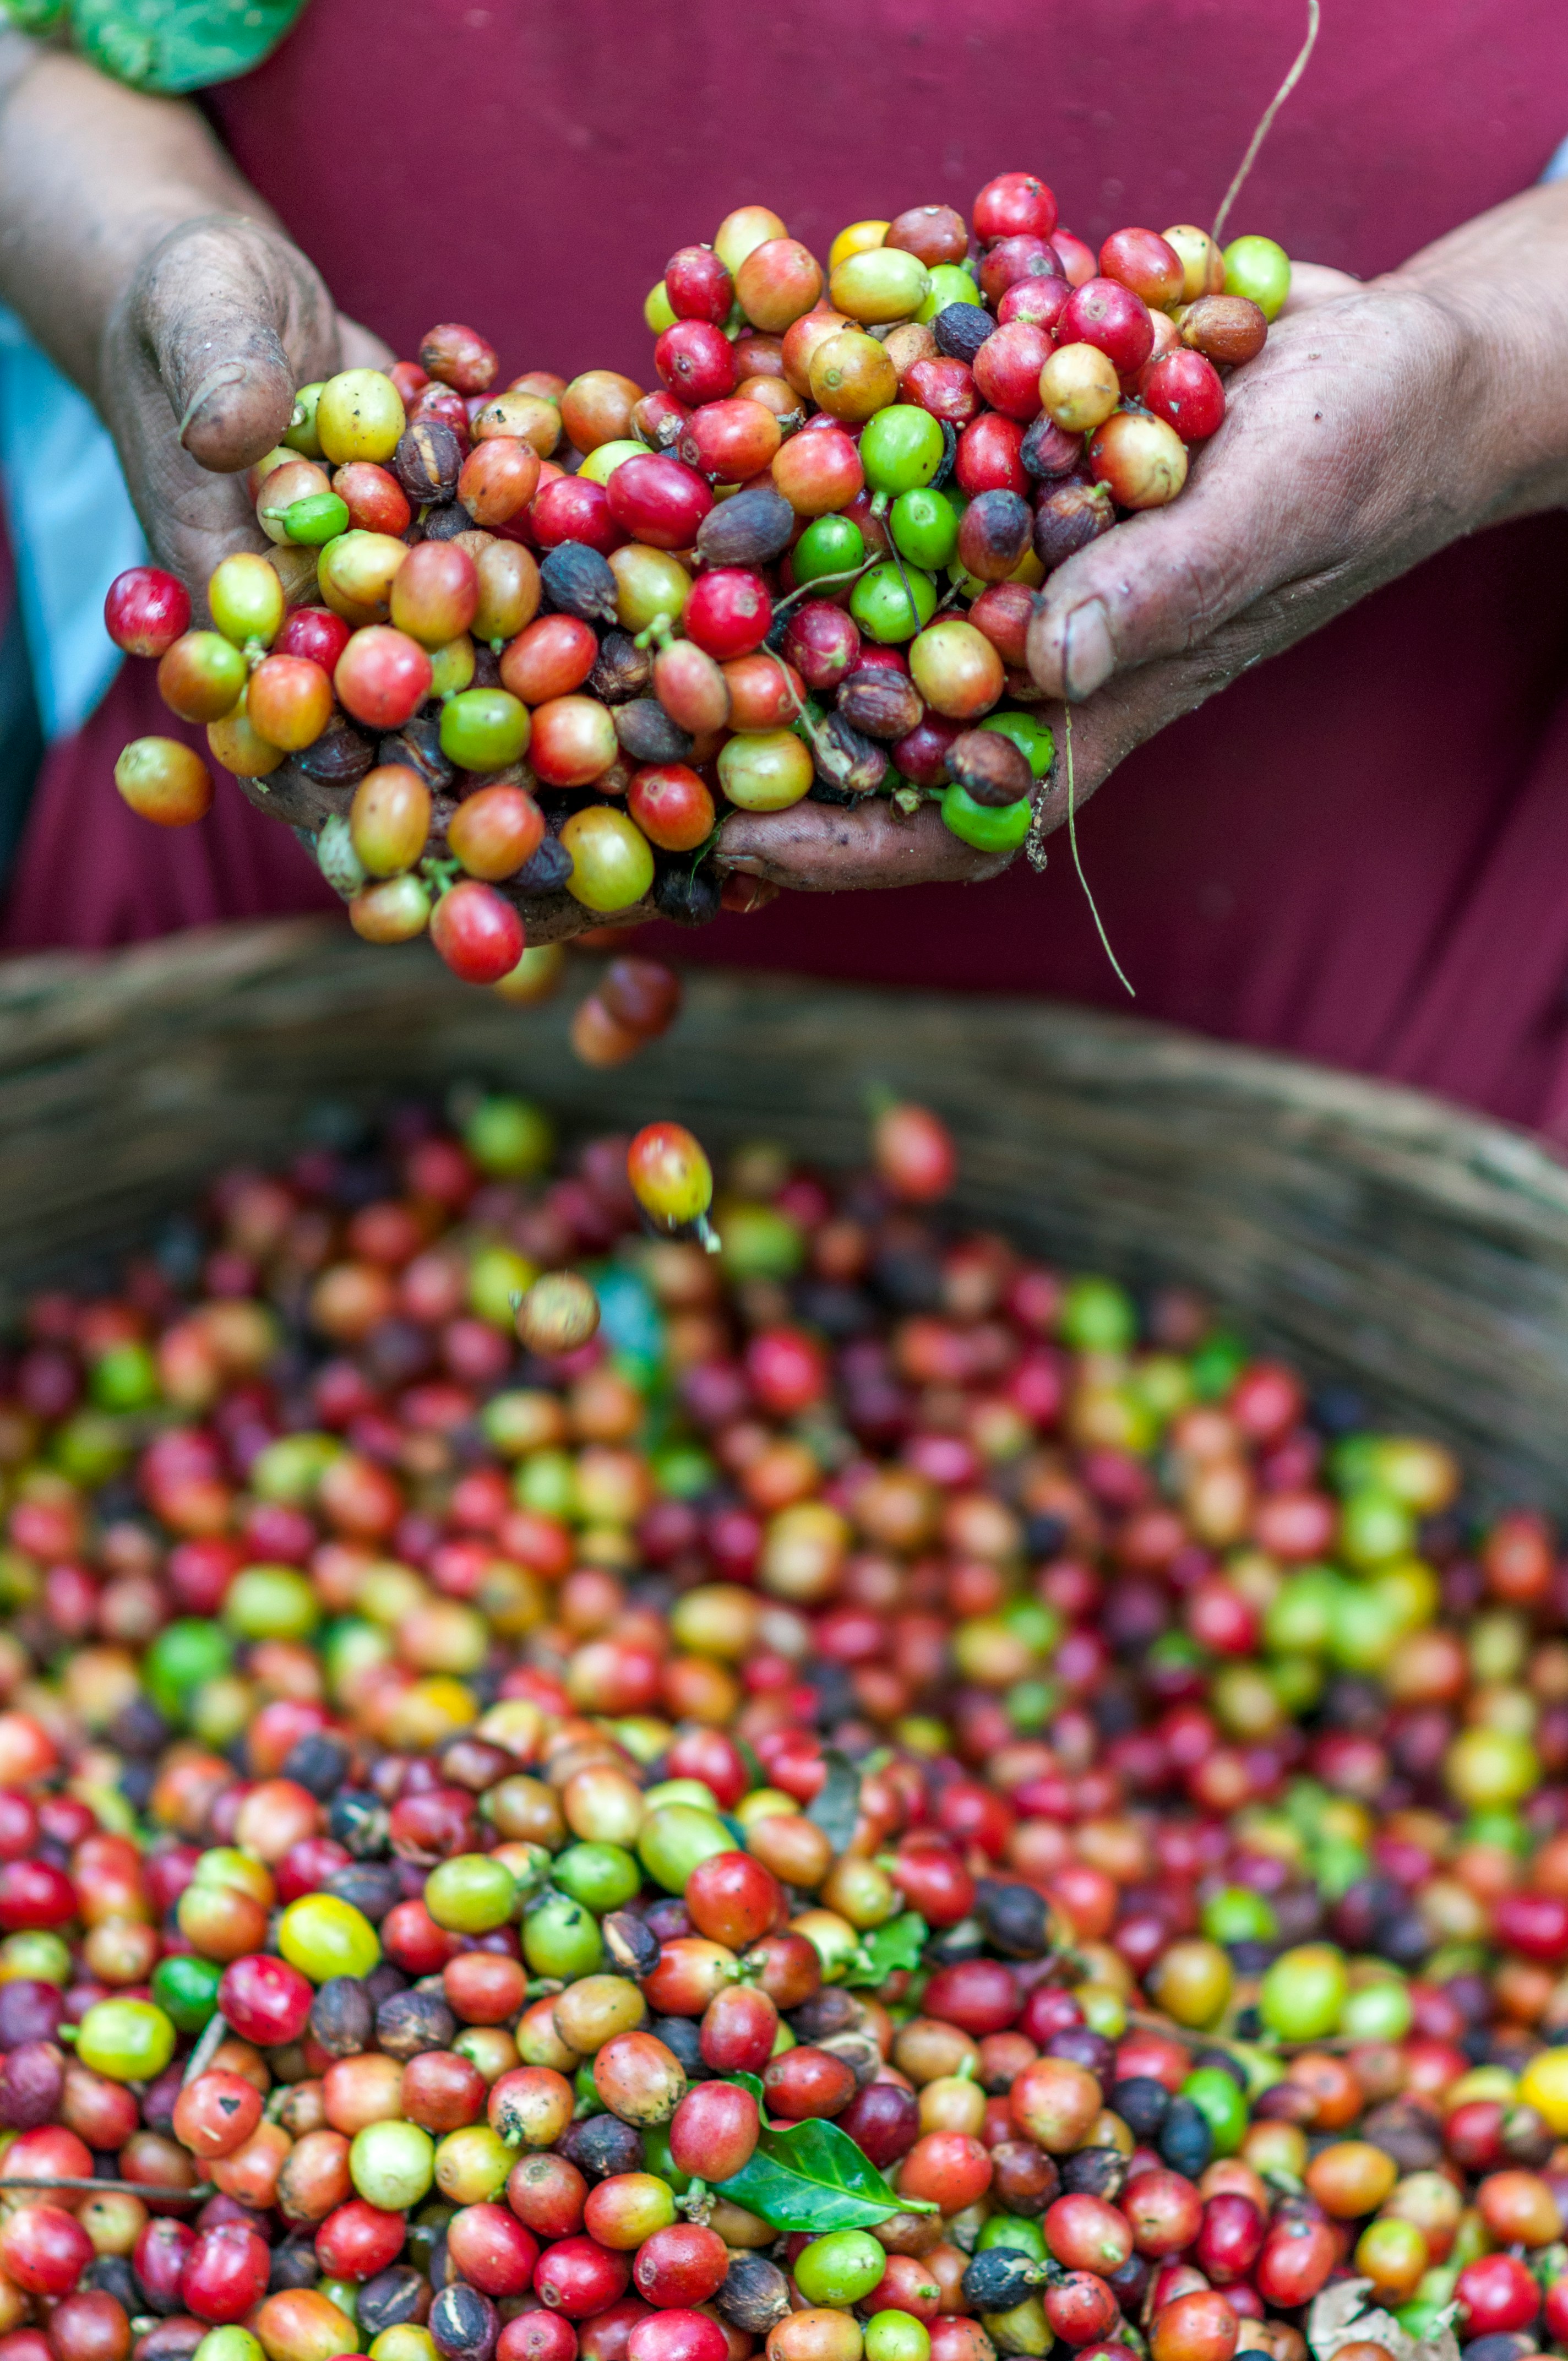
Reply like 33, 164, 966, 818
2, 915, 1566, 1509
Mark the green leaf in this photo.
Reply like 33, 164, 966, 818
716, 2120, 910, 2231
716, 2070, 928, 2231
69, 0, 311, 94
843, 1911, 929, 1987
806, 1748, 862, 1852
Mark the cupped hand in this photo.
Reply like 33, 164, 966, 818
96, 215, 646, 944
718, 256, 1514, 890
99, 211, 391, 606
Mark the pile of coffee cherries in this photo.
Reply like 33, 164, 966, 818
104, 178, 1291, 979
4, 1094, 1566, 2361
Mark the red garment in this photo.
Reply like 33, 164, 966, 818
8, 0, 1568, 1130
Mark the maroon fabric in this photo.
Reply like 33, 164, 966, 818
9, 0, 1568, 1128
0, 661, 336, 948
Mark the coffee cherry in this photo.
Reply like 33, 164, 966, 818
973, 173, 1058, 245
430, 881, 526, 987
105, 567, 190, 657
559, 807, 655, 912
246, 655, 333, 752
1088, 412, 1189, 510
448, 786, 545, 881
420, 324, 498, 394
1179, 295, 1268, 366
114, 738, 213, 827
317, 371, 406, 465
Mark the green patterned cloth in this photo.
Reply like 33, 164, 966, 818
1, 0, 310, 92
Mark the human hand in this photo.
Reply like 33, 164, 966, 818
100, 211, 391, 604
95, 214, 654, 945
711, 274, 1365, 897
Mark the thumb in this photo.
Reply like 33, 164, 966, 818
129, 215, 335, 472
101, 214, 345, 596
1025, 455, 1267, 704
1025, 286, 1409, 702
141, 219, 297, 471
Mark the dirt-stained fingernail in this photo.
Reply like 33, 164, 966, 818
1062, 599, 1114, 701
177, 360, 251, 447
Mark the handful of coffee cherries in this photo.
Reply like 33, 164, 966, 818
104, 177, 1289, 989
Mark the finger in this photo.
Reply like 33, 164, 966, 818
1279, 260, 1360, 315
1025, 441, 1286, 706
101, 217, 346, 596
1026, 287, 1431, 703
715, 796, 1016, 891
132, 215, 334, 471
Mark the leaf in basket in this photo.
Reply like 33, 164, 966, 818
715, 2071, 928, 2232
70, 0, 311, 93
733, 2070, 769, 2113
842, 1911, 929, 1987
806, 1748, 862, 1852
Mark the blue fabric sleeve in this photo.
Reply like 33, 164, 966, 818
0, 308, 145, 742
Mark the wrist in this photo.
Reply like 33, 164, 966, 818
0, 49, 277, 401
1389, 183, 1568, 525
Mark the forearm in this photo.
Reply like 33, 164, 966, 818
1389, 178, 1568, 524
0, 32, 277, 402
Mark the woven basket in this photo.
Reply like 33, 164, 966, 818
2, 914, 1566, 1510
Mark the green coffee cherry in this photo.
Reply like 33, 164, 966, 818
144, 1619, 233, 1720
793, 516, 867, 587
224, 1563, 321, 1641
978, 2217, 1047, 2257
523, 1893, 605, 1980
151, 1952, 222, 2032
553, 1843, 643, 1913
1200, 1886, 1278, 1946
195, 2330, 266, 2361
351, 2119, 435, 2209
284, 383, 327, 457
463, 1095, 554, 1178
424, 1855, 518, 1933
859, 405, 946, 497
440, 688, 530, 773
1222, 235, 1291, 319
470, 1245, 537, 1331
1181, 2065, 1248, 2156
1060, 1274, 1137, 1353
715, 1203, 804, 1281
89, 1342, 159, 1410
279, 1894, 382, 1982
638, 1804, 734, 1893
851, 562, 938, 645
890, 489, 959, 570
939, 784, 1032, 852
794, 2230, 890, 2306
77, 1998, 177, 2082
250, 1432, 340, 1503
1259, 1943, 1348, 2042
917, 264, 983, 323
979, 711, 1054, 777
866, 2319, 931, 2361
1342, 1977, 1413, 2042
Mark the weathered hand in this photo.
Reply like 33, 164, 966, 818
718, 182, 1568, 889
716, 791, 1021, 893
99, 211, 390, 605
714, 268, 1373, 893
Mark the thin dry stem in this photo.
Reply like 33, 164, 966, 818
1212, 0, 1322, 246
